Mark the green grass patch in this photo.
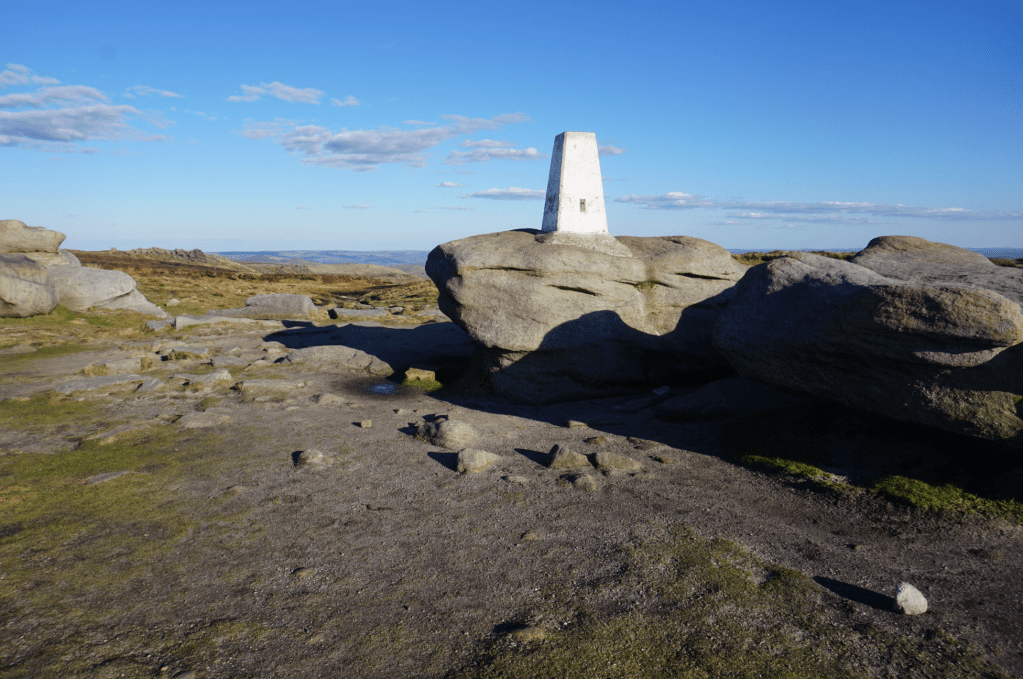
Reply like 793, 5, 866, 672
0, 428, 221, 610
0, 392, 101, 433
740, 454, 829, 480
872, 475, 1023, 523
452, 525, 1004, 678
0, 342, 94, 368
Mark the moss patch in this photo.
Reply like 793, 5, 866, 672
402, 377, 444, 392
452, 525, 1004, 678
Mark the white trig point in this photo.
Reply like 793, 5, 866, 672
542, 132, 607, 234
537, 131, 630, 256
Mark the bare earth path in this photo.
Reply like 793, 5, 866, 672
1, 317, 1021, 678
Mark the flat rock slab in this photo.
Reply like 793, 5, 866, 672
236, 379, 305, 394
56, 374, 146, 395
282, 345, 393, 375
328, 307, 388, 318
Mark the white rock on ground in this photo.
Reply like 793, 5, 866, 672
894, 582, 928, 615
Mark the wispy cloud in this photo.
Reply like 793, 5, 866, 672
0, 73, 168, 152
124, 85, 182, 99
0, 64, 59, 87
238, 118, 297, 140
228, 81, 323, 104
343, 204, 371, 209
460, 139, 512, 148
405, 120, 435, 126
598, 144, 625, 156
436, 181, 466, 188
243, 112, 531, 171
444, 145, 544, 165
331, 96, 359, 107
461, 187, 544, 200
0, 85, 108, 109
297, 205, 310, 209
441, 206, 473, 210
616, 192, 1023, 222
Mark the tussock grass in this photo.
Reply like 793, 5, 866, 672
731, 251, 855, 266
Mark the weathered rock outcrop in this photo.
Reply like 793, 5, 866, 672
713, 238, 1023, 450
1, 218, 166, 318
48, 266, 168, 317
426, 230, 747, 403
0, 254, 60, 317
206, 293, 316, 320
0, 219, 66, 254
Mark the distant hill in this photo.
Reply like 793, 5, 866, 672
216, 250, 431, 266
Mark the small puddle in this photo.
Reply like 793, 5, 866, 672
365, 383, 398, 395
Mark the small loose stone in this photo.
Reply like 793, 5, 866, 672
894, 581, 928, 615
358, 420, 373, 428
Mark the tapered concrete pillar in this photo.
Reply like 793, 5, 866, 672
541, 132, 607, 234
536, 131, 631, 256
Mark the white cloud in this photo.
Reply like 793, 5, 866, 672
0, 74, 173, 153
460, 138, 512, 148
444, 146, 544, 165
615, 192, 716, 210
343, 204, 371, 209
460, 187, 544, 200
297, 205, 310, 209
331, 96, 359, 107
616, 192, 1023, 222
404, 120, 436, 126
441, 206, 473, 210
598, 144, 625, 156
238, 119, 297, 140
0, 64, 59, 87
245, 112, 531, 171
1, 104, 142, 144
124, 85, 182, 99
228, 81, 323, 104
436, 181, 466, 188
0, 85, 108, 109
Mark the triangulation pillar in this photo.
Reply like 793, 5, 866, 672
536, 131, 631, 256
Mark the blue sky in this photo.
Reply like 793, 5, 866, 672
2, 0, 1020, 253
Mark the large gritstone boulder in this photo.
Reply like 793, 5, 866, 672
48, 265, 168, 317
426, 230, 747, 403
0, 254, 60, 317
0, 219, 66, 254
713, 238, 1023, 450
